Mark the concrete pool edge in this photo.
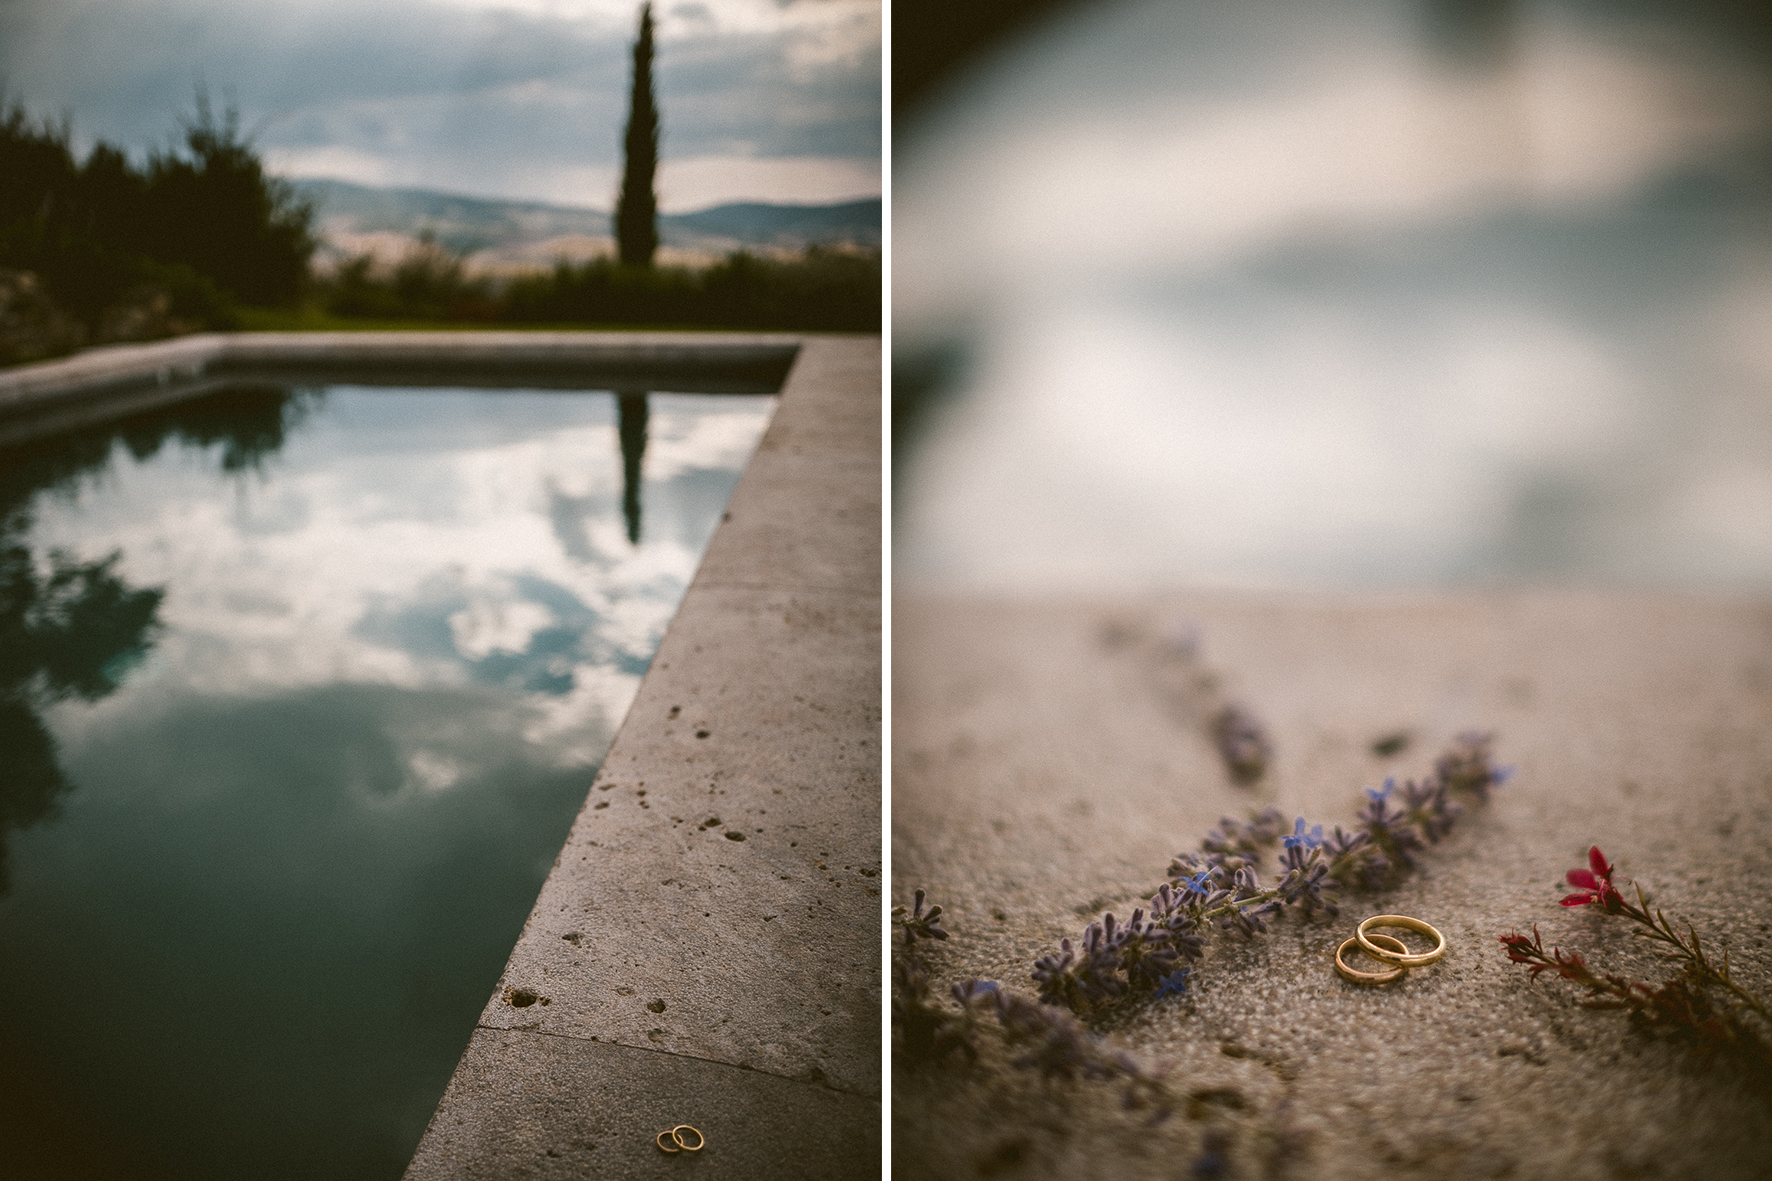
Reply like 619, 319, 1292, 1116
0, 331, 805, 446
0, 332, 883, 1178
401, 333, 882, 1178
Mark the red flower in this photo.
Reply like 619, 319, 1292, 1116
1560, 846, 1624, 911
1499, 929, 1540, 964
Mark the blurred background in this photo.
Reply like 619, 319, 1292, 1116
893, 0, 1772, 595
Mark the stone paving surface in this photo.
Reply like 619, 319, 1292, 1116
893, 591, 1772, 1180
407, 1030, 876, 1181
408, 335, 881, 1178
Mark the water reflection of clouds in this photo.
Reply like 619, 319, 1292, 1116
896, 0, 1772, 593
29, 387, 774, 758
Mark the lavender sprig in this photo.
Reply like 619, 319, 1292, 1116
1035, 732, 1507, 1016
892, 949, 982, 1065
974, 980, 1174, 1117
1436, 731, 1511, 802
890, 896, 1176, 1118
1211, 704, 1271, 785
891, 887, 948, 945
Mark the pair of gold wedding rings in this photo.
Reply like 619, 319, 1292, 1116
655, 1124, 705, 1154
1333, 914, 1446, 984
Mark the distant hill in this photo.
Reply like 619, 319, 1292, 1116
287, 179, 880, 266
664, 200, 883, 248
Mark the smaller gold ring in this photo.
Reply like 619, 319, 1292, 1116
656, 1130, 682, 1154
1335, 932, 1409, 985
1356, 915, 1446, 966
672, 1125, 705, 1152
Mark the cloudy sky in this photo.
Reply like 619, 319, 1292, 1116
0, 0, 880, 210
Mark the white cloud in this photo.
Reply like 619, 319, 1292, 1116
657, 153, 880, 208
449, 588, 558, 659
263, 145, 399, 187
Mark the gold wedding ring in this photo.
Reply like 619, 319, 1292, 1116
1355, 915, 1447, 967
1335, 932, 1410, 985
656, 1125, 705, 1153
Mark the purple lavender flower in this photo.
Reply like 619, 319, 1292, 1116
892, 887, 948, 945
1164, 862, 1233, 916
1212, 704, 1272, 785
1435, 730, 1509, 802
1323, 824, 1389, 892
1171, 867, 1214, 896
1154, 968, 1191, 999
1032, 937, 1082, 1009
1398, 776, 1461, 843
951, 977, 1000, 1012
1220, 867, 1277, 936
1199, 807, 1287, 865
1322, 824, 1369, 860
1282, 817, 1323, 852
1146, 884, 1210, 964
1079, 917, 1128, 999
1274, 842, 1338, 916
1191, 1129, 1231, 1179
995, 992, 1120, 1082
1359, 779, 1424, 870
893, 951, 978, 1064
1117, 907, 1186, 990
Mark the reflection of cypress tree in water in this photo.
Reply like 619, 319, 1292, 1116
0, 381, 311, 894
618, 390, 649, 545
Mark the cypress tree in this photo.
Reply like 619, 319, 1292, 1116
614, 3, 659, 267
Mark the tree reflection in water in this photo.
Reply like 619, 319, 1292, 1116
617, 389, 648, 545
0, 383, 311, 893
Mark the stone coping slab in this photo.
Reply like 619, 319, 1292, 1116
893, 591, 1772, 1180
403, 335, 881, 1176
407, 1029, 877, 1180
0, 331, 802, 439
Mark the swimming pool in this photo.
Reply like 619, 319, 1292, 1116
0, 376, 776, 1179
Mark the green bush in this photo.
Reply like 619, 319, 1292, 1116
0, 90, 313, 352
499, 247, 880, 330
139, 94, 314, 308
323, 233, 499, 322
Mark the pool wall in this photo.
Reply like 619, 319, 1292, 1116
0, 331, 802, 447
1, 332, 883, 1178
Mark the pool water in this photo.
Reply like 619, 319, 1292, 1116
0, 382, 774, 1179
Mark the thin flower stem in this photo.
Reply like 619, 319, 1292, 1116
1198, 888, 1283, 923
1613, 884, 1772, 1024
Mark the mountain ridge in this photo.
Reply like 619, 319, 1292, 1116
287, 178, 881, 259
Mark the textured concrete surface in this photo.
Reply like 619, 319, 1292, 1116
407, 1030, 876, 1180
408, 336, 880, 1177
893, 592, 1772, 1180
